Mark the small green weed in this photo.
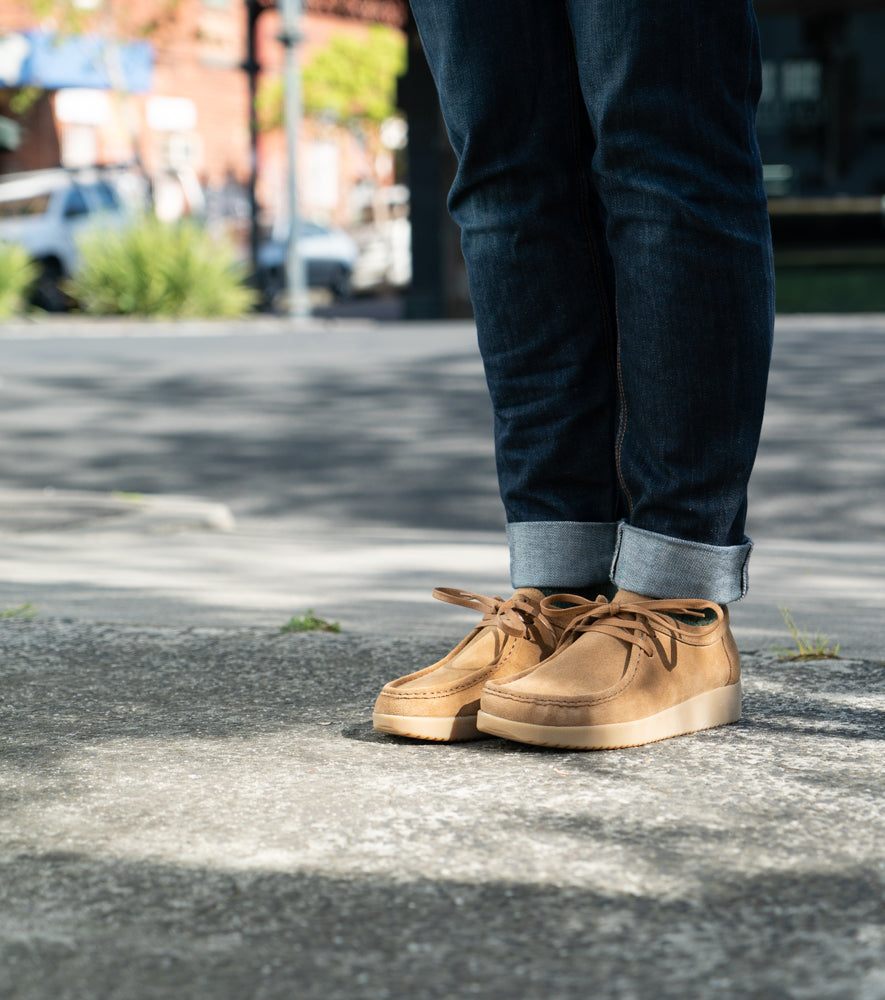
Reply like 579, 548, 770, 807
773, 605, 840, 661
1, 603, 36, 619
280, 610, 341, 634
112, 491, 145, 503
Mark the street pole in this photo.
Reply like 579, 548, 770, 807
278, 0, 309, 318
244, 0, 262, 280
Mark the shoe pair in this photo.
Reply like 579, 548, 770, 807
372, 587, 742, 749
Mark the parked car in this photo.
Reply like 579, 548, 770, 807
0, 167, 130, 309
256, 220, 359, 309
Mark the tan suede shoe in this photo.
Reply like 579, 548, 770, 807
477, 589, 741, 749
373, 587, 566, 742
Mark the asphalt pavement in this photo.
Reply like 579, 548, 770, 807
0, 312, 883, 999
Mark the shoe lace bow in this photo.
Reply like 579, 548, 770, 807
432, 588, 558, 644
541, 596, 717, 656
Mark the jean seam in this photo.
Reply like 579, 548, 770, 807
563, 3, 632, 519
563, 10, 616, 352
614, 301, 634, 516
744, 3, 758, 176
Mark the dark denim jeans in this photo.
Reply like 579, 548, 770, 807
409, 0, 775, 602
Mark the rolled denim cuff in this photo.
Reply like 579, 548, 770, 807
610, 523, 753, 604
507, 520, 619, 589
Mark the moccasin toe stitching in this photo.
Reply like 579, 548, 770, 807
477, 592, 742, 749
372, 587, 569, 741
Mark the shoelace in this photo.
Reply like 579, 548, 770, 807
432, 588, 560, 644
541, 596, 719, 657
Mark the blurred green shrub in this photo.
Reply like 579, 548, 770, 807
0, 242, 37, 317
68, 218, 257, 317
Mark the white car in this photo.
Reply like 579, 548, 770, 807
0, 168, 129, 309
256, 220, 360, 308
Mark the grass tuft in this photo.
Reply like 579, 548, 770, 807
1, 603, 36, 619
280, 610, 341, 634
112, 491, 145, 503
773, 605, 840, 661
67, 217, 258, 317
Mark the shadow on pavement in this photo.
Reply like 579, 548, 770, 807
4, 619, 882, 752
2, 618, 883, 998
1, 354, 502, 533
0, 855, 881, 1000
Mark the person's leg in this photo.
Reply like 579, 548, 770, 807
564, 0, 775, 603
374, 0, 622, 741
478, 0, 775, 748
409, 0, 622, 591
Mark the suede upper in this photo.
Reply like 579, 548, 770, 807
373, 588, 564, 722
480, 590, 740, 729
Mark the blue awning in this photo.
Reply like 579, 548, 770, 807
0, 31, 153, 93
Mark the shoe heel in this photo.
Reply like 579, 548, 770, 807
372, 712, 482, 742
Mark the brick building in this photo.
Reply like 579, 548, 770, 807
0, 0, 406, 226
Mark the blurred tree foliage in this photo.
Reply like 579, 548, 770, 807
23, 0, 183, 38
258, 25, 406, 134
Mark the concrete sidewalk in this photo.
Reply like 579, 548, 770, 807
0, 484, 883, 655
0, 315, 883, 999
1, 615, 883, 999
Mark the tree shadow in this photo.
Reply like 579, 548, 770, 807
3, 622, 881, 759
1, 354, 502, 533
0, 854, 880, 999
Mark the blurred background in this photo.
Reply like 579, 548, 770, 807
1, 0, 884, 318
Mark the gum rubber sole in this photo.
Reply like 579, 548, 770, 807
372, 712, 482, 742
476, 683, 742, 750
